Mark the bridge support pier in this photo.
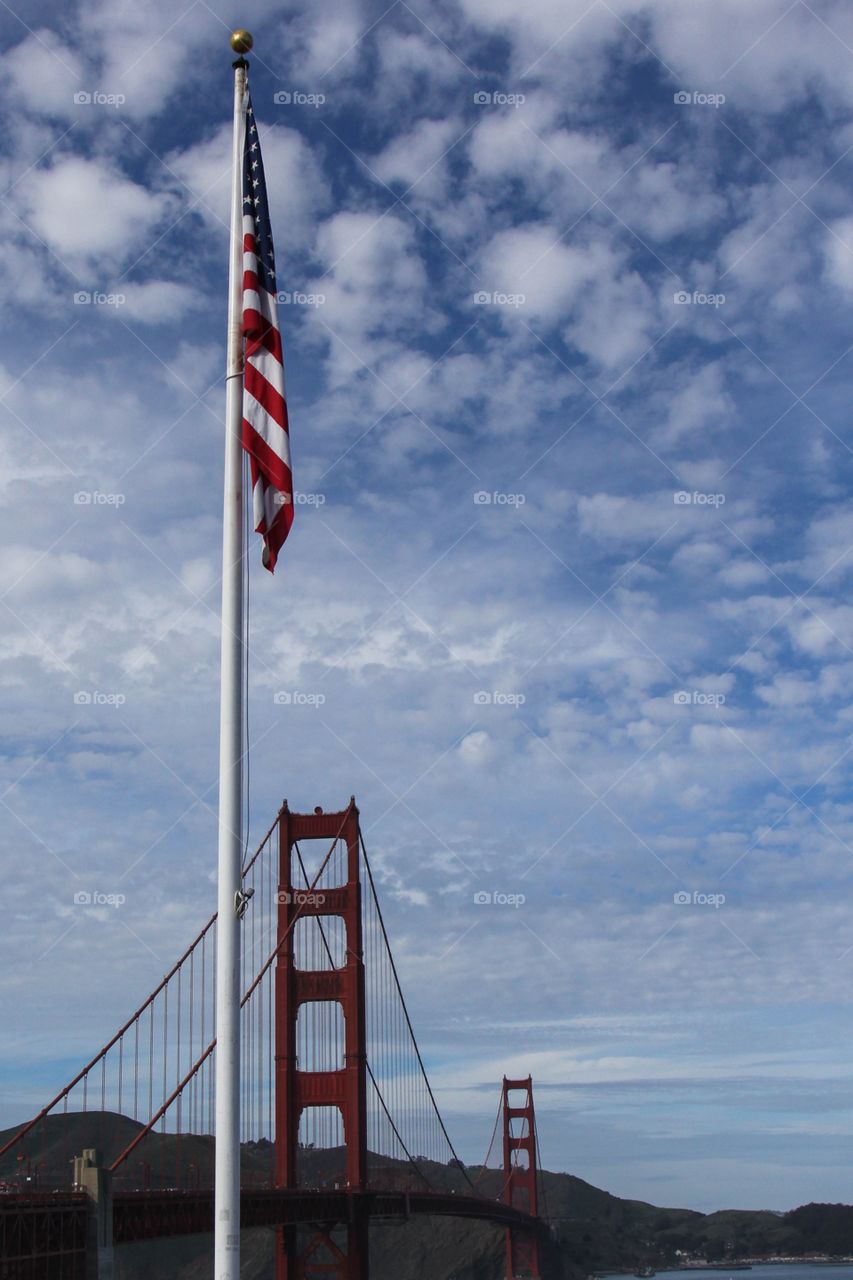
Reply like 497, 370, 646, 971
502, 1077, 541, 1280
73, 1148, 114, 1280
277, 1208, 368, 1280
274, 801, 368, 1280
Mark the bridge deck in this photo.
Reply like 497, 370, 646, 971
0, 1193, 88, 1276
112, 1187, 539, 1242
0, 1186, 538, 1243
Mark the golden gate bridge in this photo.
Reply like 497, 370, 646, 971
0, 799, 546, 1279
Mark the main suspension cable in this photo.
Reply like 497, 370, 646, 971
359, 830, 480, 1195
292, 843, 434, 1189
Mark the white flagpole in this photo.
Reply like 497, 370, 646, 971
214, 29, 252, 1280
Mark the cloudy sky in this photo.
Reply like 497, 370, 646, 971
4, 0, 853, 1215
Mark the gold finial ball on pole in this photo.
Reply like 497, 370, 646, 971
230, 29, 253, 54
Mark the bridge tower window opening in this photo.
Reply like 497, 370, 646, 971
295, 999, 345, 1073
293, 914, 346, 971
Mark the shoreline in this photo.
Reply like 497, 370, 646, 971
599, 1265, 853, 1276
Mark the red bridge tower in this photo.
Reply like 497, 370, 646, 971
502, 1075, 541, 1279
275, 800, 368, 1280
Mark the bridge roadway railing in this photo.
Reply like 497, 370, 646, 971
0, 1191, 89, 1277
111, 1186, 539, 1243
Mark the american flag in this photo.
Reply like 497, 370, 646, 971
241, 93, 293, 572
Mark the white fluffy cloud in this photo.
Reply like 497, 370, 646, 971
478, 223, 660, 368
17, 156, 173, 276
824, 215, 853, 292
167, 121, 330, 254
660, 362, 735, 445
372, 117, 464, 195
3, 30, 85, 117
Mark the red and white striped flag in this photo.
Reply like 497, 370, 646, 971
241, 93, 293, 572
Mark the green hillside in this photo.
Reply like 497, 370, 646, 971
2, 1111, 852, 1279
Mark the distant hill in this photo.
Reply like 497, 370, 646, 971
2, 1111, 852, 1279
784, 1204, 853, 1256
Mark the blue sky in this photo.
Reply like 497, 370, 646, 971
4, 0, 853, 1214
